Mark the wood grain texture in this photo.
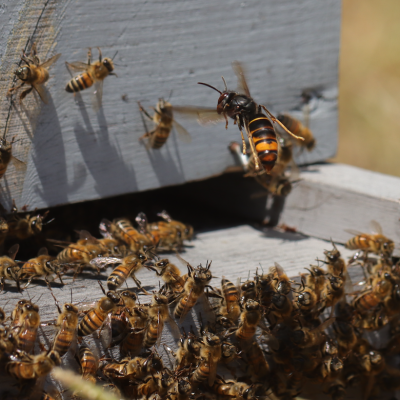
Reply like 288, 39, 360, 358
280, 163, 400, 256
0, 0, 341, 210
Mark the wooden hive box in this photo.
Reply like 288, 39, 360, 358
2, 1, 400, 399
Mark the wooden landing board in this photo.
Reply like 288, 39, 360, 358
0, 224, 361, 399
0, 0, 341, 210
280, 163, 400, 257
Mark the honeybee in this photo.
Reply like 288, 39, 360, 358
65, 47, 117, 112
190, 358, 210, 386
101, 218, 152, 251
352, 271, 393, 313
324, 241, 346, 277
143, 289, 180, 348
0, 244, 21, 292
235, 299, 262, 341
105, 249, 149, 293
244, 341, 270, 381
197, 330, 221, 386
239, 279, 258, 305
8, 208, 51, 240
50, 293, 79, 357
291, 318, 334, 349
149, 258, 186, 294
77, 285, 121, 339
75, 343, 98, 384
138, 98, 192, 149
0, 137, 27, 184
166, 377, 192, 400
137, 371, 174, 398
277, 113, 316, 151
15, 301, 41, 353
6, 349, 60, 380
173, 260, 213, 322
8, 42, 61, 104
212, 379, 259, 400
296, 286, 318, 315
345, 221, 394, 258
56, 243, 98, 277
19, 247, 63, 289
157, 210, 194, 241
120, 306, 148, 356
164, 330, 200, 370
195, 61, 303, 172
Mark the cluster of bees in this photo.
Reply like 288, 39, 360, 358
2, 45, 315, 196
0, 213, 399, 400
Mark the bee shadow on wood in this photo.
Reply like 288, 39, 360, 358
74, 96, 138, 197
144, 141, 185, 188
31, 94, 87, 205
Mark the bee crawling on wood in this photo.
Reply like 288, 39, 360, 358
8, 42, 61, 104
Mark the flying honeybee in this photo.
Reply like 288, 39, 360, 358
189, 61, 303, 173
0, 137, 26, 181
277, 112, 316, 151
8, 207, 52, 240
138, 98, 192, 149
7, 42, 61, 104
345, 221, 394, 258
6, 349, 61, 380
65, 47, 117, 112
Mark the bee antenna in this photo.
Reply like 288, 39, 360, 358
98, 280, 106, 295
221, 76, 228, 91
112, 50, 118, 61
197, 82, 222, 94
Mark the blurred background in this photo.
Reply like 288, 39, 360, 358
335, 0, 400, 177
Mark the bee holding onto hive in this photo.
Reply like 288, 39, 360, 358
65, 47, 117, 112
0, 244, 22, 292
7, 42, 61, 104
138, 97, 192, 149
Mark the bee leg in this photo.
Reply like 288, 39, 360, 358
97, 47, 102, 62
19, 86, 33, 104
236, 117, 247, 156
87, 48, 92, 65
44, 276, 53, 291
7, 82, 25, 96
0, 278, 4, 292
131, 275, 150, 295
57, 272, 64, 285
23, 276, 35, 290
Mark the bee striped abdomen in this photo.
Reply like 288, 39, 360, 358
191, 360, 210, 384
121, 329, 145, 356
107, 265, 129, 290
79, 345, 97, 377
346, 235, 369, 250
354, 293, 379, 312
143, 318, 161, 348
53, 330, 72, 357
151, 128, 170, 149
19, 263, 36, 278
174, 294, 195, 319
78, 309, 105, 336
7, 362, 34, 380
249, 114, 277, 173
66, 73, 93, 93
236, 324, 256, 341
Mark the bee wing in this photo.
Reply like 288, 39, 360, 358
8, 243, 19, 260
172, 106, 225, 126
232, 60, 251, 97
272, 262, 285, 278
92, 80, 103, 113
32, 82, 48, 104
37, 247, 48, 256
155, 310, 164, 348
178, 288, 194, 325
167, 313, 181, 340
40, 53, 61, 69
77, 229, 98, 244
207, 352, 217, 387
65, 61, 90, 72
370, 220, 383, 235
89, 257, 121, 270
100, 313, 113, 348
10, 155, 27, 174
344, 229, 365, 236
172, 120, 192, 143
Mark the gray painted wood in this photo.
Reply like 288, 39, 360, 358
280, 163, 400, 257
0, 0, 341, 210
